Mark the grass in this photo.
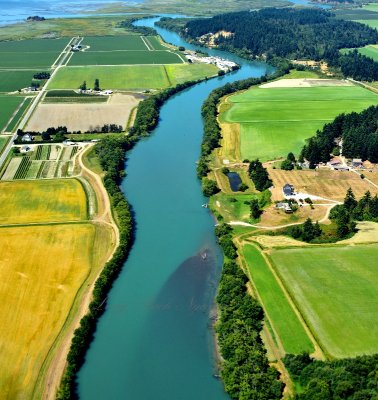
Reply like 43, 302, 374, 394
354, 45, 378, 62
0, 136, 9, 155
68, 49, 184, 66
270, 244, 378, 358
49, 63, 218, 90
6, 97, 32, 132
0, 222, 112, 399
0, 96, 27, 131
241, 244, 315, 354
222, 84, 378, 161
0, 38, 69, 69
0, 70, 40, 92
80, 35, 148, 51
0, 179, 87, 224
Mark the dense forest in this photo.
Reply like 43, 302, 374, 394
215, 225, 284, 399
300, 105, 378, 165
285, 353, 378, 399
182, 8, 378, 60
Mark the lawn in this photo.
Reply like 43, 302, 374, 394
0, 222, 113, 399
241, 244, 315, 355
270, 244, 378, 358
0, 96, 27, 131
0, 179, 87, 224
69, 49, 184, 66
222, 84, 378, 161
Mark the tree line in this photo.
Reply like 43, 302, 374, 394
284, 352, 378, 399
215, 224, 284, 399
182, 8, 378, 61
300, 105, 378, 165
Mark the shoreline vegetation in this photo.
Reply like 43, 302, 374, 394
56, 77, 220, 398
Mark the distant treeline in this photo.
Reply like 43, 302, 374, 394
215, 225, 284, 399
57, 75, 215, 399
117, 18, 157, 36
182, 8, 377, 60
284, 353, 378, 399
301, 105, 378, 165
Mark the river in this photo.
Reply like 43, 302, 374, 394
76, 16, 274, 400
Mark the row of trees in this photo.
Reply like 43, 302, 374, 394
301, 105, 378, 165
183, 8, 378, 60
284, 352, 378, 399
79, 79, 100, 91
214, 226, 284, 399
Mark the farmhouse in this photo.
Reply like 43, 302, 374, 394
327, 158, 342, 169
276, 202, 293, 213
352, 158, 363, 168
283, 183, 295, 196
21, 134, 33, 142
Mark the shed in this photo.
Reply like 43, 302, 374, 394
283, 183, 294, 196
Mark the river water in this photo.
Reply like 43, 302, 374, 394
76, 16, 274, 400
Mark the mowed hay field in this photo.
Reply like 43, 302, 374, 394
242, 244, 315, 354
268, 167, 378, 202
0, 95, 27, 131
0, 179, 87, 224
270, 244, 378, 358
0, 38, 69, 69
221, 81, 378, 161
27, 93, 140, 132
0, 222, 113, 399
48, 64, 218, 90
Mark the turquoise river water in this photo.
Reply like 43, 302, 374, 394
77, 16, 274, 400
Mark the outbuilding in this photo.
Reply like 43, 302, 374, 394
283, 183, 295, 196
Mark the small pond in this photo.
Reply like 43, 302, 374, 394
227, 172, 242, 192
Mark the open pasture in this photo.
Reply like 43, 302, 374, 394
0, 179, 87, 224
0, 95, 26, 131
268, 167, 378, 202
0, 70, 37, 92
356, 44, 378, 62
270, 244, 378, 358
242, 244, 314, 354
0, 38, 69, 69
80, 35, 148, 51
0, 222, 113, 399
49, 63, 217, 90
27, 93, 140, 132
69, 49, 183, 66
221, 83, 378, 161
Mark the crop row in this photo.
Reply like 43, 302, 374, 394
14, 157, 31, 180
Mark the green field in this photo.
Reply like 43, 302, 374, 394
242, 244, 314, 354
0, 96, 27, 131
80, 35, 147, 51
0, 70, 38, 92
356, 45, 378, 61
49, 64, 218, 90
0, 38, 69, 69
270, 244, 378, 358
222, 84, 378, 161
69, 49, 183, 66
0, 136, 9, 154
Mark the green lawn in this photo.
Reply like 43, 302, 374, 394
270, 244, 378, 358
0, 96, 26, 131
222, 84, 378, 161
355, 19, 378, 29
242, 244, 314, 354
69, 49, 183, 66
80, 35, 147, 51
